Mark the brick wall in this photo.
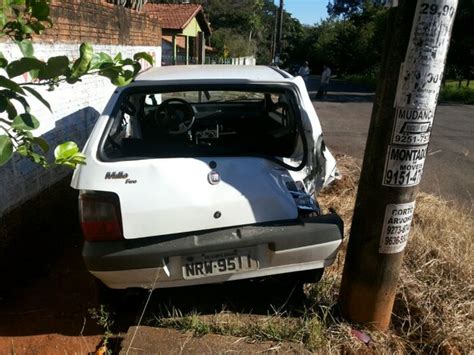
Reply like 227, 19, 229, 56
45, 0, 161, 46
0, 1, 162, 220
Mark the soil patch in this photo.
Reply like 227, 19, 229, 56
120, 326, 309, 354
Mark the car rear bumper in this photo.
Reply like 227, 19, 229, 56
83, 213, 343, 289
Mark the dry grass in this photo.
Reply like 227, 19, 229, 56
317, 154, 474, 353
150, 154, 473, 353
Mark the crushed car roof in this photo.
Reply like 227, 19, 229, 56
135, 65, 292, 82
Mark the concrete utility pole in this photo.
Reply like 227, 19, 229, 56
274, 0, 284, 65
339, 0, 459, 330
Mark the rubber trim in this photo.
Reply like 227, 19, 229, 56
267, 65, 293, 79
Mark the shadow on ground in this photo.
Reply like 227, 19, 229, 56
0, 179, 309, 341
304, 77, 375, 103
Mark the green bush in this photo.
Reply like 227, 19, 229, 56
343, 74, 377, 89
439, 85, 474, 104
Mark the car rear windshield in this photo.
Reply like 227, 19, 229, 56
101, 86, 301, 160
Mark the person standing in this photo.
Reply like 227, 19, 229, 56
319, 65, 332, 97
298, 61, 310, 82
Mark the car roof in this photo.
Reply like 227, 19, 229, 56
135, 65, 292, 82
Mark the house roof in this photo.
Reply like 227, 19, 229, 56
144, 3, 211, 35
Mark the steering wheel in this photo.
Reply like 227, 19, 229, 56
154, 98, 195, 135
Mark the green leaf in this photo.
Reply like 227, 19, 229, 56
100, 66, 134, 87
5, 100, 18, 120
38, 55, 69, 79
29, 151, 45, 165
69, 42, 93, 80
6, 57, 46, 78
28, 21, 46, 34
0, 13, 7, 29
97, 62, 115, 71
54, 141, 79, 160
9, 1, 26, 6
113, 52, 122, 63
0, 135, 13, 166
0, 95, 7, 113
17, 39, 34, 57
10, 92, 30, 112
31, 1, 50, 21
0, 52, 7, 68
120, 58, 135, 66
133, 52, 154, 66
132, 62, 141, 76
0, 75, 25, 94
54, 141, 86, 168
17, 144, 28, 156
12, 113, 40, 130
90, 52, 113, 70
98, 67, 119, 81
21, 23, 35, 34
20, 129, 33, 139
33, 136, 49, 153
23, 86, 51, 111
112, 70, 134, 87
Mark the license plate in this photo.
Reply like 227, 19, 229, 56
182, 249, 258, 280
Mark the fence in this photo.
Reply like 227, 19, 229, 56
205, 55, 256, 65
161, 55, 256, 66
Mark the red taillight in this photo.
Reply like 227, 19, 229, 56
79, 192, 124, 241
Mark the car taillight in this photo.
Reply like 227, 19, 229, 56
79, 192, 124, 241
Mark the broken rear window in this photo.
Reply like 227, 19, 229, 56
101, 86, 301, 160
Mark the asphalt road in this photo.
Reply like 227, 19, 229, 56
307, 77, 474, 212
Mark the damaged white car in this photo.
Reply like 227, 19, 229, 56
71, 65, 342, 290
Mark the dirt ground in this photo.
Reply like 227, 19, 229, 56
0, 230, 103, 354
120, 326, 309, 354
0, 223, 312, 354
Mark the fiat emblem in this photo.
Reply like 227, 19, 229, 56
208, 171, 220, 185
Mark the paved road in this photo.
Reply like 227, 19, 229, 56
307, 78, 474, 212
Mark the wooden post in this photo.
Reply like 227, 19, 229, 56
274, 0, 284, 65
200, 32, 206, 64
339, 0, 459, 330
172, 34, 177, 65
185, 35, 189, 65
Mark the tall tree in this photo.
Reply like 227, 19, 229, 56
446, 0, 474, 84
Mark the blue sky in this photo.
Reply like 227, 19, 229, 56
277, 0, 329, 26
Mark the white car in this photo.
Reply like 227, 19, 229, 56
71, 65, 342, 291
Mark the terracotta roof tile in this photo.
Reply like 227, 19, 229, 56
145, 3, 202, 30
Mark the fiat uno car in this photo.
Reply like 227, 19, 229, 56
71, 65, 343, 291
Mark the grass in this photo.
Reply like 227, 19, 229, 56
89, 305, 115, 354
344, 76, 474, 104
439, 81, 474, 104
343, 74, 377, 89
147, 154, 473, 353
443, 80, 474, 89
318, 155, 474, 352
